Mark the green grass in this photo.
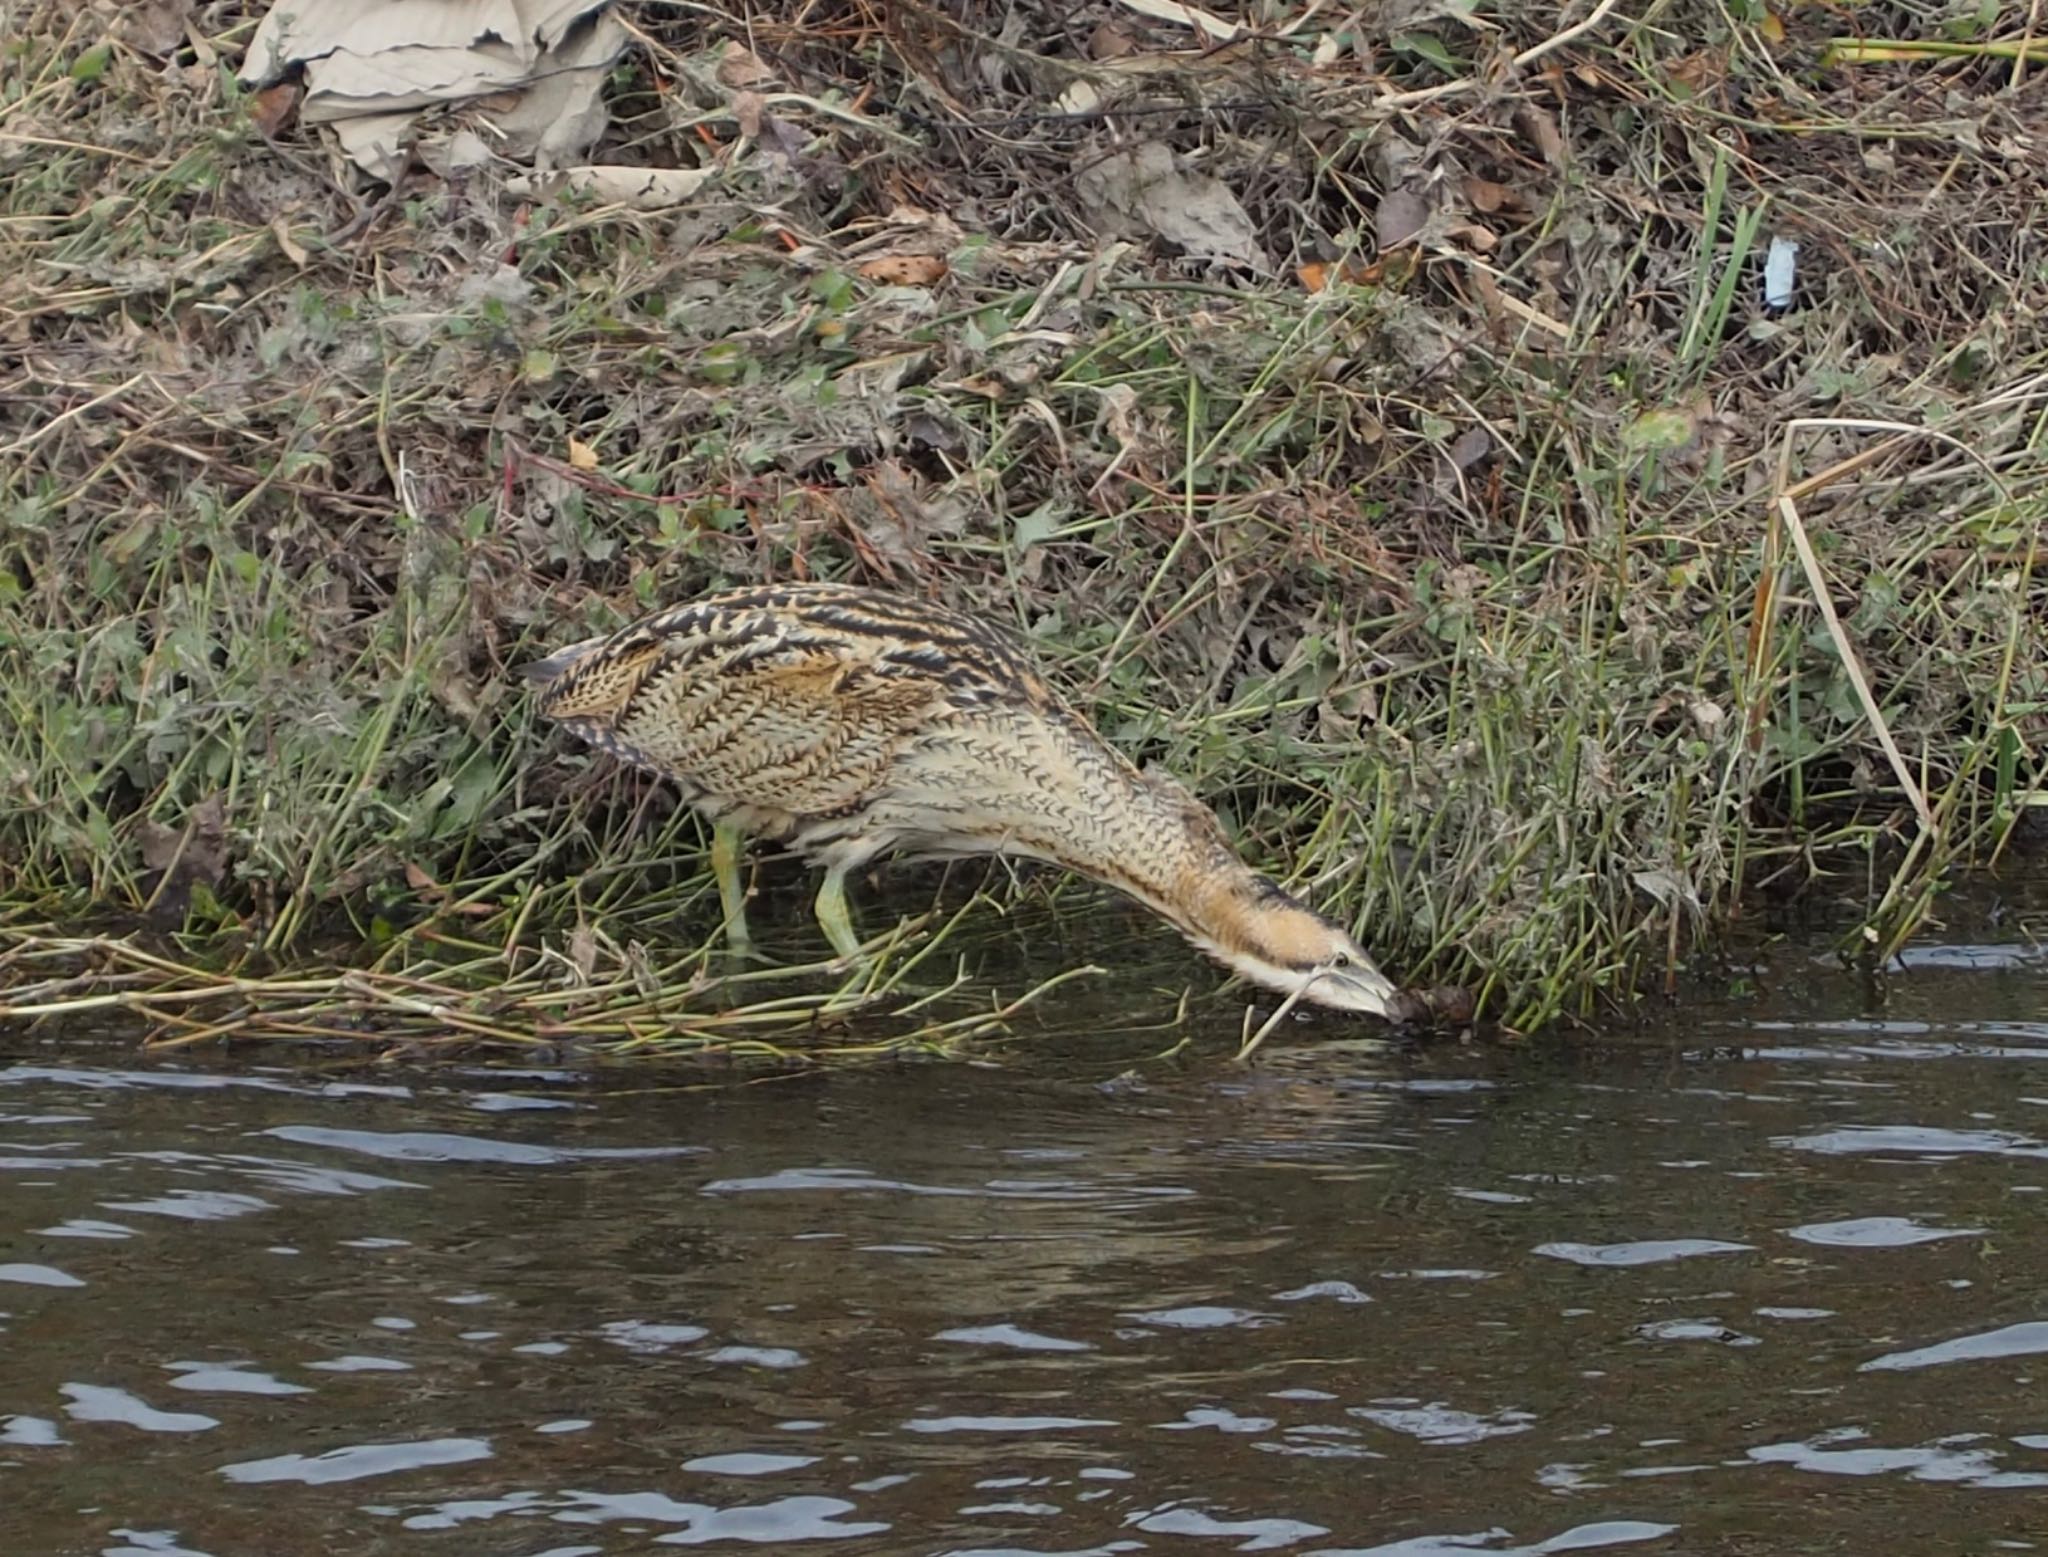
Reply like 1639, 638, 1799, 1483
2, 0, 2046, 1055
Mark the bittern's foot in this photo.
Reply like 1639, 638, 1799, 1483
813, 869, 866, 967
710, 822, 754, 955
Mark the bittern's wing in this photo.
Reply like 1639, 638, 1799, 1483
532, 607, 949, 816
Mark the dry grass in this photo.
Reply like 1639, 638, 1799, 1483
2, 0, 2045, 1057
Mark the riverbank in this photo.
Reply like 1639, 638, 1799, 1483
3, 1, 2043, 1052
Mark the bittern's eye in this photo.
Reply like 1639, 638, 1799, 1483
1330, 952, 1352, 968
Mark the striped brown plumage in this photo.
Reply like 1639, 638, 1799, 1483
524, 582, 1403, 1016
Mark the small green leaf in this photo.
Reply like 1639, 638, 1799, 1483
71, 43, 112, 82
435, 752, 500, 837
1624, 408, 1697, 452
1012, 503, 1062, 552
1390, 32, 1463, 73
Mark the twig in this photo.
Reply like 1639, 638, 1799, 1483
1771, 491, 1935, 838
1234, 978, 1310, 1062
0, 373, 146, 458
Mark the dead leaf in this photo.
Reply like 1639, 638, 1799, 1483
1444, 220, 1499, 253
1667, 50, 1727, 95
625, 940, 660, 999
730, 88, 763, 139
249, 80, 300, 138
270, 215, 308, 268
1448, 426, 1492, 469
1633, 868, 1703, 915
110, 0, 193, 56
1375, 188, 1432, 251
404, 860, 442, 896
1089, 21, 1141, 58
1463, 176, 1513, 213
567, 437, 599, 470
137, 795, 228, 922
1075, 142, 1269, 269
857, 254, 948, 286
716, 41, 775, 87
1465, 264, 1569, 349
1318, 680, 1380, 742
569, 922, 600, 978
1513, 103, 1566, 166
1297, 259, 1375, 292
840, 459, 968, 572
138, 798, 226, 882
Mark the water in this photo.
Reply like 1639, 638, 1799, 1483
5, 931, 2048, 1555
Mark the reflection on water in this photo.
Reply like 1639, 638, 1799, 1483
5, 932, 2048, 1555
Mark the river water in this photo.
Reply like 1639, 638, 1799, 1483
4, 925, 2047, 1555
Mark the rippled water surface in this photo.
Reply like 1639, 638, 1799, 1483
6, 934, 2048, 1555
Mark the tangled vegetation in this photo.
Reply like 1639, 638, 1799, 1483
2, 0, 2044, 1056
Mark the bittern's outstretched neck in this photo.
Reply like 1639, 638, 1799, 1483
1016, 762, 1402, 1019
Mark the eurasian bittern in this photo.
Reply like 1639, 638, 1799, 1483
523, 582, 1403, 1018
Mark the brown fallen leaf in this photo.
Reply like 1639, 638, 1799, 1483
138, 795, 229, 922
1463, 175, 1513, 213
716, 41, 775, 88
270, 214, 308, 268
858, 254, 948, 286
1513, 103, 1565, 166
403, 860, 495, 916
567, 437, 599, 470
1667, 49, 1727, 95
1089, 20, 1141, 58
114, 0, 193, 56
1297, 259, 1376, 292
249, 80, 300, 138
730, 88, 763, 139
1444, 220, 1499, 253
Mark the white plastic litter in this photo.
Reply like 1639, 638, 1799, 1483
1763, 235, 1799, 311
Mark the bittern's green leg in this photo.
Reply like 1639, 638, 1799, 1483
814, 866, 865, 963
710, 822, 750, 950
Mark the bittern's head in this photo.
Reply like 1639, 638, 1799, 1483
1128, 777, 1403, 1018
1196, 875, 1406, 1018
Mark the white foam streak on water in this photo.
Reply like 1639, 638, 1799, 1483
1860, 1321, 2048, 1372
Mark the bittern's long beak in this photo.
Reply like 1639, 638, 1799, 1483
1302, 956, 1404, 1018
